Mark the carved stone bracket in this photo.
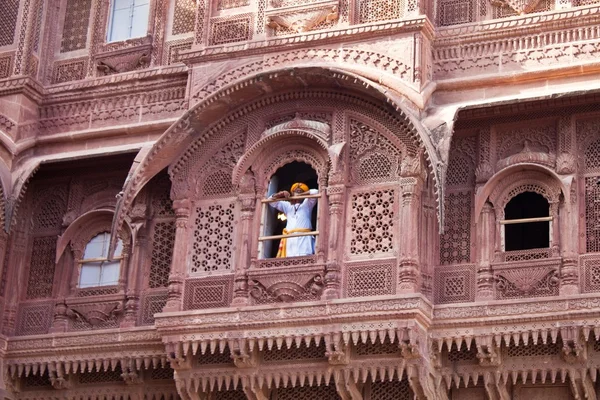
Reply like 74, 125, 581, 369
249, 269, 324, 302
64, 300, 124, 328
494, 266, 559, 298
95, 43, 152, 75
267, 5, 338, 33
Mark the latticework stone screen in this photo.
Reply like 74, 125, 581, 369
26, 236, 57, 299
183, 277, 233, 310
0, 0, 19, 47
274, 384, 341, 400
209, 15, 253, 46
440, 191, 472, 265
16, 302, 53, 336
345, 262, 396, 297
190, 201, 235, 275
172, 0, 196, 35
357, 0, 404, 23
60, 0, 92, 53
149, 221, 175, 288
585, 137, 600, 253
349, 189, 395, 256
434, 265, 476, 304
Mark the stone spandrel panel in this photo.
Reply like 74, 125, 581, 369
0, 0, 19, 47
60, 0, 92, 53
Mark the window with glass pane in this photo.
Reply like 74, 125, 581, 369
107, 0, 150, 42
79, 232, 123, 288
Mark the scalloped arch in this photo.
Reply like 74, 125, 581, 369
111, 66, 440, 247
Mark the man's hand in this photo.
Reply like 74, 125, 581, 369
273, 190, 290, 199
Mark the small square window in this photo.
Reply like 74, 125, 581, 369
79, 232, 123, 288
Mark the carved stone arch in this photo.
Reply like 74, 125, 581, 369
233, 129, 329, 189
112, 67, 440, 244
475, 163, 570, 220
80, 187, 121, 215
57, 209, 132, 263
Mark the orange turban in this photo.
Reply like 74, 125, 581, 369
290, 182, 309, 193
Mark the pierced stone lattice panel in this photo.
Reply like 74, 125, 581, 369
584, 137, 600, 173
0, 0, 19, 47
173, 0, 196, 35
345, 262, 396, 297
437, 0, 472, 26
183, 277, 233, 310
149, 221, 175, 288
215, 389, 247, 400
447, 343, 477, 363
263, 341, 326, 362
218, 0, 250, 9
197, 348, 233, 365
60, 0, 92, 52
202, 169, 234, 197
26, 236, 57, 299
581, 255, 600, 293
440, 191, 472, 265
16, 302, 53, 336
274, 384, 341, 400
140, 291, 168, 325
585, 176, 600, 253
150, 367, 174, 380
434, 265, 475, 304
354, 337, 400, 356
78, 367, 123, 384
357, 0, 404, 23
52, 58, 88, 84
163, 38, 193, 65
209, 15, 253, 46
506, 341, 559, 357
349, 189, 395, 256
370, 379, 413, 400
0, 54, 13, 79
22, 372, 52, 388
191, 201, 235, 274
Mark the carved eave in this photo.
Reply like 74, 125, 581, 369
156, 295, 431, 343
179, 16, 432, 63
5, 328, 167, 379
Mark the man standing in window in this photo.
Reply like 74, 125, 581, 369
269, 182, 318, 257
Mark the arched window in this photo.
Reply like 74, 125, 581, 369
501, 191, 551, 252
259, 162, 320, 259
79, 232, 123, 288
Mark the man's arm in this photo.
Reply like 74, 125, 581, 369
268, 191, 291, 212
304, 189, 319, 207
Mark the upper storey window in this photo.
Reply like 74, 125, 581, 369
79, 232, 123, 288
107, 0, 150, 42
502, 191, 551, 251
260, 162, 319, 259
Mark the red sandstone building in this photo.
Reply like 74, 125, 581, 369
0, 0, 599, 398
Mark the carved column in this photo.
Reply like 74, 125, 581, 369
560, 196, 579, 295
476, 202, 495, 300
323, 184, 345, 300
164, 199, 191, 312
232, 172, 257, 306
398, 176, 423, 294
121, 225, 147, 327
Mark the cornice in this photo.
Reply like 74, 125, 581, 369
434, 4, 600, 44
0, 75, 45, 102
180, 17, 432, 63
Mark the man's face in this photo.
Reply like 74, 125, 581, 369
291, 187, 303, 203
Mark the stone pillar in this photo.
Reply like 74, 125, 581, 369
231, 190, 256, 306
121, 227, 147, 327
322, 184, 345, 300
476, 202, 495, 300
560, 196, 579, 295
398, 176, 423, 294
164, 199, 191, 312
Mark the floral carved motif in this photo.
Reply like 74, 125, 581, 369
490, 0, 543, 14
267, 6, 338, 33
249, 271, 324, 302
495, 267, 559, 299
65, 301, 124, 328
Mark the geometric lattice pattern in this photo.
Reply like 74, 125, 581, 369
355, 337, 399, 356
217, 0, 250, 9
140, 291, 168, 325
60, 0, 92, 52
434, 265, 475, 304
358, 0, 404, 23
263, 341, 325, 362
349, 190, 395, 255
584, 138, 600, 173
275, 384, 341, 400
346, 262, 395, 297
447, 343, 477, 362
16, 302, 53, 336
22, 372, 52, 388
581, 255, 600, 293
437, 0, 472, 26
357, 153, 393, 183
26, 236, 57, 299
78, 367, 123, 384
0, 0, 19, 47
34, 197, 66, 229
191, 202, 235, 274
585, 176, 600, 253
506, 341, 559, 357
197, 347, 233, 365
440, 191, 472, 265
0, 55, 12, 79
52, 58, 87, 84
215, 389, 247, 400
183, 277, 233, 310
202, 169, 234, 197
370, 379, 413, 400
209, 15, 252, 46
172, 0, 196, 35
149, 221, 175, 288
